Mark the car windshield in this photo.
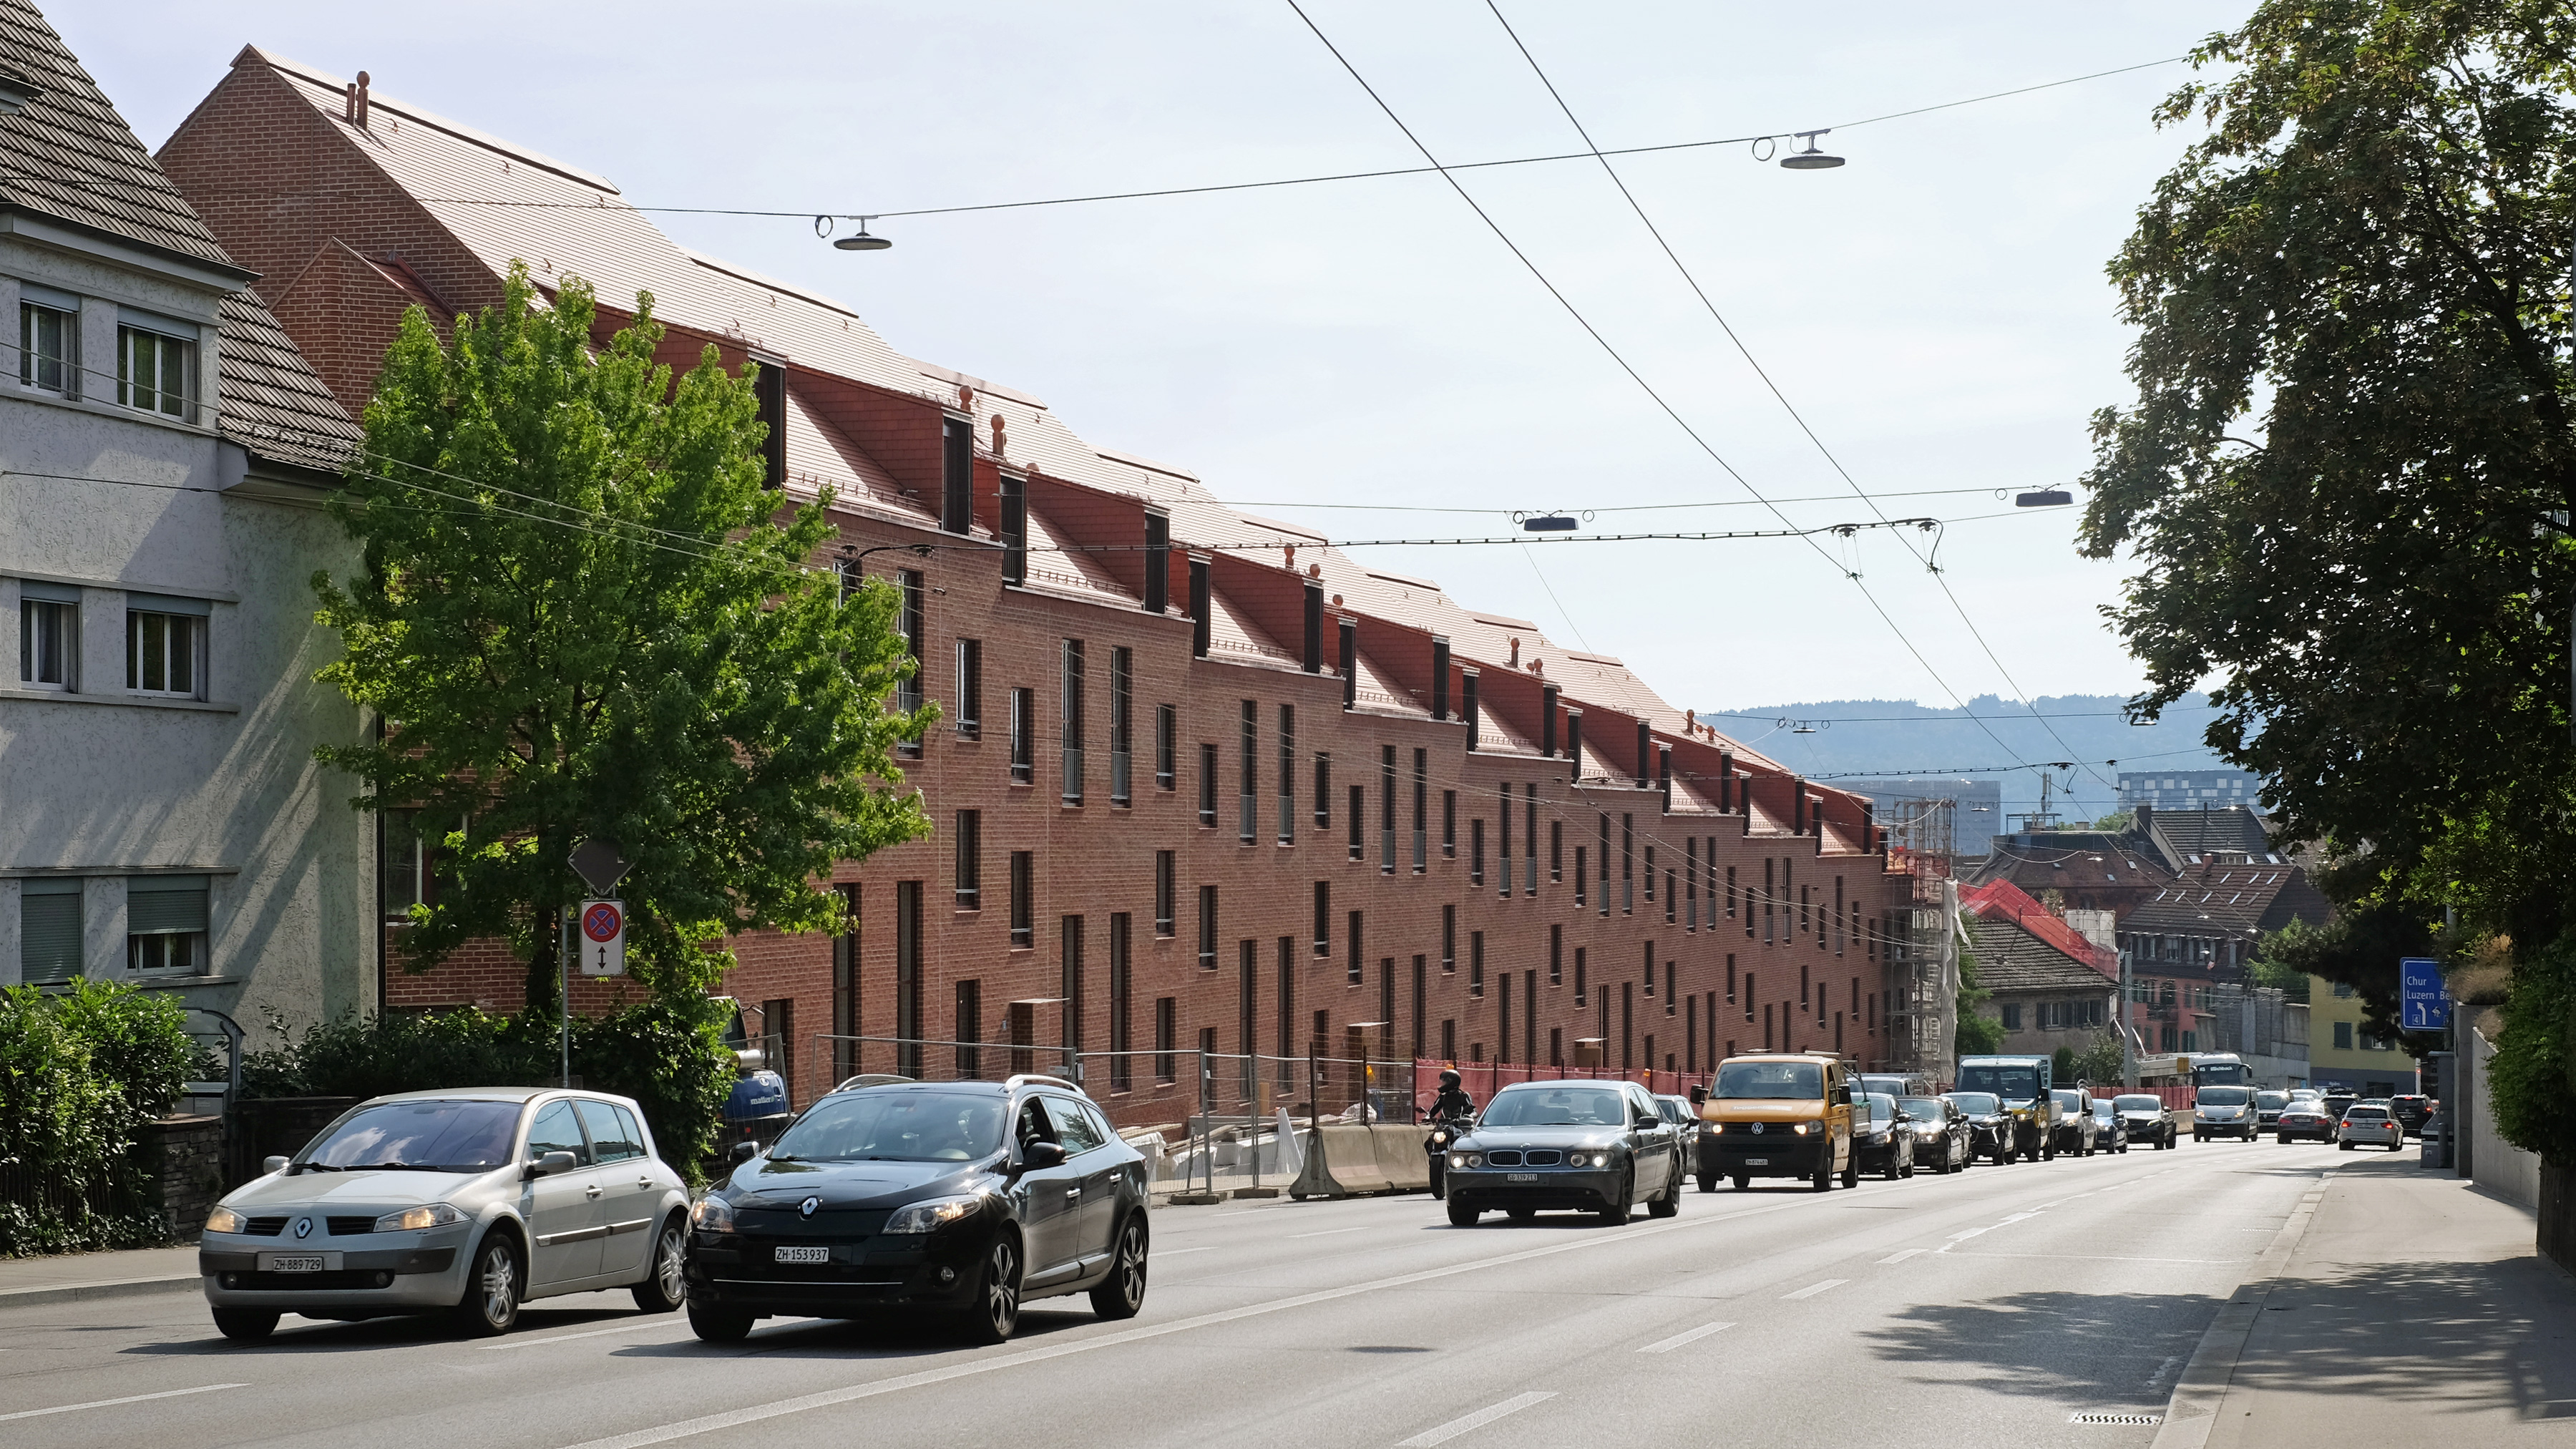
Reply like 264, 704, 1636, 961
2256, 1091, 2288, 1108
2199, 1087, 2253, 1106
770, 1091, 1008, 1162
1956, 1064, 2041, 1100
2092, 1102, 2116, 1120
2051, 1090, 2083, 1111
2346, 1106, 2386, 1120
1713, 1061, 1823, 1099
301, 1100, 523, 1171
1481, 1085, 1628, 1126
2114, 1095, 2162, 1111
1900, 1097, 1946, 1121
1946, 1093, 2001, 1114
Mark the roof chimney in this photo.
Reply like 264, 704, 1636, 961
349, 71, 371, 130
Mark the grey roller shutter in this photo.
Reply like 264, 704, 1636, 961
20, 879, 83, 982
127, 877, 209, 934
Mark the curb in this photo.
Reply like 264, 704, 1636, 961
0, 1274, 201, 1310
2148, 1166, 2339, 1449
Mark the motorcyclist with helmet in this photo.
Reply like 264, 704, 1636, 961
1423, 1069, 1476, 1199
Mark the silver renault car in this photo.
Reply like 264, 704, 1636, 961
198, 1088, 691, 1341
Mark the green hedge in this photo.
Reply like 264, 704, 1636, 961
0, 980, 200, 1256
242, 1000, 735, 1181
2490, 933, 2576, 1166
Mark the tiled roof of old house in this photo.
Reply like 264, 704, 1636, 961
1961, 879, 2118, 987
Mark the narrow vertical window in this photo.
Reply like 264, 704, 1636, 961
1686, 839, 1699, 930
1010, 688, 1034, 783
1109, 915, 1133, 1089
1349, 784, 1365, 860
1575, 946, 1588, 1008
1442, 904, 1456, 972
1576, 847, 1588, 907
1199, 743, 1219, 826
1665, 870, 1677, 924
1380, 746, 1397, 874
19, 296, 74, 393
1551, 821, 1563, 882
1470, 818, 1484, 886
1237, 701, 1258, 843
1155, 998, 1176, 1082
1313, 881, 1331, 957
1413, 750, 1429, 872
1060, 639, 1085, 804
954, 980, 981, 1079
1154, 851, 1176, 936
1278, 704, 1296, 844
1469, 931, 1484, 997
894, 881, 923, 1079
1347, 910, 1363, 985
1523, 788, 1538, 896
1550, 924, 1563, 985
895, 571, 925, 757
952, 809, 980, 907
1315, 752, 1332, 829
1443, 790, 1458, 859
1108, 645, 1131, 804
18, 592, 75, 690
1156, 704, 1176, 789
954, 638, 982, 740
1198, 884, 1218, 970
1008, 851, 1033, 947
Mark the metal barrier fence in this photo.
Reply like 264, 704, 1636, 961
1423, 1059, 1717, 1108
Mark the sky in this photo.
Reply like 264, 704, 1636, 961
63, 0, 2254, 721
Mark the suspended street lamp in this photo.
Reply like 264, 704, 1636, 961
1780, 130, 1844, 170
817, 215, 892, 251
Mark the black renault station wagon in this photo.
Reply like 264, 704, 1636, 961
683, 1075, 1150, 1343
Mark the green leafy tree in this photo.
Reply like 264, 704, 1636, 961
2070, 1032, 2127, 1088
2248, 920, 2318, 1002
2051, 1046, 2081, 1088
2078, 0, 2576, 952
1956, 935, 2006, 1055
313, 266, 931, 1008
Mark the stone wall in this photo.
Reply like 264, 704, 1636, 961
140, 1115, 226, 1243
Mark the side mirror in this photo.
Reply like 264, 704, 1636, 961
263, 1155, 291, 1176
1021, 1141, 1068, 1170
527, 1150, 579, 1179
730, 1141, 760, 1166
1687, 1085, 1707, 1106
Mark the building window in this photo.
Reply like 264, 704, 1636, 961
2333, 1020, 2353, 1050
1315, 752, 1331, 829
1009, 688, 1035, 784
1109, 914, 1133, 1088
127, 876, 210, 975
955, 979, 982, 1079
1313, 881, 1331, 957
1199, 884, 1219, 970
1347, 910, 1364, 985
1551, 821, 1563, 882
125, 603, 204, 698
1238, 701, 1257, 843
952, 810, 980, 908
1575, 947, 1588, 1008
1108, 646, 1131, 803
1156, 704, 1176, 790
119, 323, 194, 419
1412, 748, 1428, 873
20, 294, 74, 392
1349, 784, 1364, 860
1278, 705, 1296, 844
895, 571, 924, 757
1470, 818, 1485, 886
1550, 924, 1563, 985
1060, 639, 1085, 804
381, 811, 426, 922
1470, 930, 1484, 997
2000, 1002, 2022, 1030
1008, 851, 1034, 948
19, 877, 82, 983
1442, 904, 1456, 972
1199, 743, 1219, 826
1380, 746, 1397, 874
1443, 790, 1458, 859
1575, 846, 1588, 907
1155, 997, 1177, 1082
954, 638, 983, 740
2181, 1030, 2197, 1054
19, 590, 76, 689
1154, 850, 1176, 936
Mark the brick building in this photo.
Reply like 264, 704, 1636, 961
155, 49, 1917, 1118
1959, 881, 2118, 1060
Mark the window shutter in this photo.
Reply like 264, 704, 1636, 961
20, 882, 83, 982
127, 877, 209, 935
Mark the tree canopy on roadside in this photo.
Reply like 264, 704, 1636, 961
312, 265, 932, 1008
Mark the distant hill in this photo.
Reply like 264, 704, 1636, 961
1695, 693, 2232, 827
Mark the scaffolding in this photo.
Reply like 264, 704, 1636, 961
1884, 796, 1962, 1084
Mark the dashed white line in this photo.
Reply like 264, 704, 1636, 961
1780, 1278, 1848, 1300
0, 1384, 246, 1423
1637, 1321, 1736, 1355
1877, 1249, 1926, 1264
1289, 1226, 1371, 1239
1155, 1246, 1216, 1257
484, 1321, 696, 1351
1396, 1392, 1556, 1446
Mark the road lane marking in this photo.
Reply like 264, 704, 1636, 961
484, 1322, 701, 1350
1289, 1226, 1370, 1239
1877, 1249, 1926, 1264
551, 1193, 1818, 1449
1396, 1392, 1556, 1446
1637, 1321, 1735, 1354
1780, 1279, 1847, 1300
0, 1384, 246, 1423
1155, 1246, 1216, 1257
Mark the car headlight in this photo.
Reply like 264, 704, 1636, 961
886, 1195, 982, 1234
205, 1205, 245, 1235
1792, 1122, 1813, 1136
691, 1196, 736, 1233
1429, 1128, 1452, 1148
373, 1203, 464, 1233
1450, 1152, 1478, 1170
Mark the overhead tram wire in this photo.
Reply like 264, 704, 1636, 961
1480, 1, 2123, 804
1279, 0, 2042, 778
27, 55, 2180, 226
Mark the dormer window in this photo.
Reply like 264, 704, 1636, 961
18, 284, 75, 393
118, 318, 195, 419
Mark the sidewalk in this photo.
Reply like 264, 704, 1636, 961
2182, 1154, 2576, 1445
0, 1245, 200, 1309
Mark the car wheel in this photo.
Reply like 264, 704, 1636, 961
1599, 1173, 1634, 1225
1732, 1174, 1750, 1191
212, 1307, 278, 1342
631, 1211, 688, 1313
1448, 1200, 1480, 1226
1088, 1216, 1148, 1320
2389, 1138, 2404, 1153
687, 1302, 753, 1342
451, 1232, 522, 1337
2338, 1141, 2354, 1151
1649, 1170, 1681, 1219
1885, 1153, 1903, 1182
1697, 1173, 1717, 1193
1841, 1152, 1860, 1190
2278, 1133, 2291, 1145
960, 1234, 1022, 1345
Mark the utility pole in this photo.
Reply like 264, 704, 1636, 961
2119, 947, 2136, 1088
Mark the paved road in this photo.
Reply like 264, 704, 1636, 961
1, 1136, 2339, 1448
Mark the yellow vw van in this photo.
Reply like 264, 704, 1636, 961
1693, 1053, 1856, 1192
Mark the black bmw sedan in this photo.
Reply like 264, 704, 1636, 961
1443, 1080, 1684, 1226
1901, 1095, 1973, 1174
683, 1075, 1149, 1345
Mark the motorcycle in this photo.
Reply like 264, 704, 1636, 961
1423, 1114, 1472, 1199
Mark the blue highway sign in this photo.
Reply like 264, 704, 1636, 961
2399, 957, 2449, 1032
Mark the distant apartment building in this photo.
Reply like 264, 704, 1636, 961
2119, 769, 2260, 811
2308, 975, 2417, 1097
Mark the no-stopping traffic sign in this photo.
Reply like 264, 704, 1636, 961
580, 899, 627, 977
